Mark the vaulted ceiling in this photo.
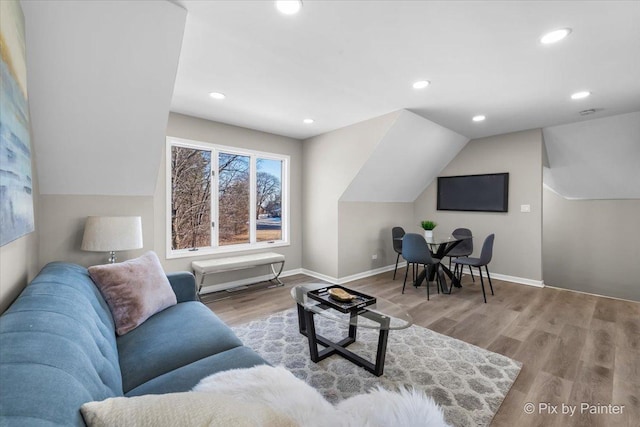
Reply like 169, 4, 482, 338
20, 0, 640, 201
22, 0, 186, 195
543, 111, 640, 200
341, 110, 468, 203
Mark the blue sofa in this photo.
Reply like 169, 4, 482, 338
0, 262, 267, 426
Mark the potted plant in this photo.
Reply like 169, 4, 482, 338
420, 220, 437, 239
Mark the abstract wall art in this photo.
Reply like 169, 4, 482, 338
0, 0, 34, 246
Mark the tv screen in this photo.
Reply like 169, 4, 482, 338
437, 173, 509, 212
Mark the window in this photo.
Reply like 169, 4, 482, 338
167, 137, 289, 257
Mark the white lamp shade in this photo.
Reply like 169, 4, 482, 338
81, 216, 143, 252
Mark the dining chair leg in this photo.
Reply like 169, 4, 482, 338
485, 265, 494, 295
469, 265, 475, 282
402, 265, 409, 294
393, 253, 400, 280
424, 265, 430, 301
478, 266, 487, 303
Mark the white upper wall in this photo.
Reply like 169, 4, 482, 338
22, 0, 186, 195
340, 110, 468, 202
543, 111, 640, 200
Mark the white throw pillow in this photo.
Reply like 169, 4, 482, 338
80, 392, 295, 427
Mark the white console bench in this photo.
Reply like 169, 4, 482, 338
192, 252, 285, 294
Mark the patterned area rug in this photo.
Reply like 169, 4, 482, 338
232, 308, 521, 427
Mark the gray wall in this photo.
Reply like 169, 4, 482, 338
38, 195, 153, 268
302, 112, 400, 278
414, 129, 544, 282
338, 202, 414, 278
32, 113, 303, 293
158, 113, 303, 282
543, 187, 640, 301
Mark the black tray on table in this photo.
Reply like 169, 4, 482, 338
307, 285, 376, 313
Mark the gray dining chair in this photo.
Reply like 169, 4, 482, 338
391, 226, 405, 280
452, 234, 495, 303
401, 233, 443, 300
447, 228, 474, 281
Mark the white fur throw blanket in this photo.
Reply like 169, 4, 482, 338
194, 365, 450, 427
81, 365, 450, 427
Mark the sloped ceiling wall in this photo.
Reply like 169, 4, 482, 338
22, 1, 186, 195
543, 111, 640, 200
340, 110, 469, 202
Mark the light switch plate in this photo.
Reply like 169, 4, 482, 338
520, 204, 531, 213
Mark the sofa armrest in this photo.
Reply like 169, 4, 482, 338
166, 272, 198, 303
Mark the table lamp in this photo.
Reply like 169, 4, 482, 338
81, 216, 143, 263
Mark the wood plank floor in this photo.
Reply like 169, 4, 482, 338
203, 268, 640, 427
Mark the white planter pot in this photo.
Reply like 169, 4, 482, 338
424, 230, 433, 239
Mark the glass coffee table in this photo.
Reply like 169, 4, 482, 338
291, 283, 413, 376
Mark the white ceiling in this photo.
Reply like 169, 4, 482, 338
171, 1, 640, 140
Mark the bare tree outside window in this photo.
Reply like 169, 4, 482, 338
168, 139, 288, 254
171, 146, 211, 250
256, 158, 282, 242
218, 153, 250, 245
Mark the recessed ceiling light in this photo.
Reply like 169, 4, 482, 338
472, 115, 486, 122
303, 118, 314, 124
571, 91, 591, 100
540, 28, 571, 44
276, 1, 302, 15
209, 92, 226, 100
412, 80, 430, 89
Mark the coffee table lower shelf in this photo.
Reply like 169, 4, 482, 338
295, 304, 391, 377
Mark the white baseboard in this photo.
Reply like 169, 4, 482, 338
339, 262, 407, 284
544, 284, 639, 303
302, 263, 546, 288
199, 262, 544, 294
299, 269, 339, 284
484, 271, 544, 287
301, 262, 407, 285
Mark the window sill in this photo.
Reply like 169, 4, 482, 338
166, 241, 290, 260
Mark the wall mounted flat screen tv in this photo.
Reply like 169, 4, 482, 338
437, 173, 509, 212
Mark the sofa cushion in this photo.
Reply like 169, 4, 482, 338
117, 301, 244, 393
125, 346, 268, 396
88, 252, 177, 336
0, 262, 121, 426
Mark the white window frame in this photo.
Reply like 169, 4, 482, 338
166, 136, 290, 259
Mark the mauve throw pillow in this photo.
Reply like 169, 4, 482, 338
88, 251, 177, 335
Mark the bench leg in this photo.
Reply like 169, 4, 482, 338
193, 270, 205, 301
269, 260, 285, 287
